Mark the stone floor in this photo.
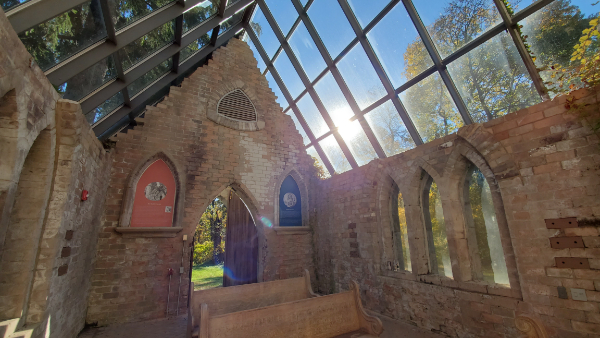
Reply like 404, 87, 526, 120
77, 313, 445, 338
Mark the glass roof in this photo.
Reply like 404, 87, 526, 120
243, 0, 595, 176
5, 0, 597, 177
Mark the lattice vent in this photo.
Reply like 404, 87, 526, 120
217, 90, 257, 122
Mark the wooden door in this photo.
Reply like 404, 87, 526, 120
223, 191, 258, 287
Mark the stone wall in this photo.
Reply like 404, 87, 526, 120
313, 87, 600, 337
86, 38, 317, 326
0, 8, 112, 338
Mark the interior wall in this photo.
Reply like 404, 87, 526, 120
313, 87, 600, 337
0, 8, 112, 338
86, 38, 319, 326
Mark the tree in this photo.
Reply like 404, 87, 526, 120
195, 197, 227, 265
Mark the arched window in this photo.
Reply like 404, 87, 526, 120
464, 165, 509, 285
390, 184, 411, 271
423, 175, 452, 278
131, 159, 177, 227
279, 176, 302, 227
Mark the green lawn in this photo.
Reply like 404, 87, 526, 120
191, 264, 224, 290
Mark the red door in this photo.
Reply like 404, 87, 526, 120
223, 191, 258, 287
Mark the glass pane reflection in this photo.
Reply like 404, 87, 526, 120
367, 2, 433, 88
320, 135, 351, 174
1, 0, 31, 12
182, 0, 219, 34
296, 94, 329, 139
250, 6, 280, 58
364, 100, 415, 156
179, 34, 211, 62
119, 20, 174, 71
18, 0, 108, 71
61, 55, 117, 102
413, 0, 501, 58
447, 32, 540, 123
264, 0, 298, 36
347, 0, 389, 28
313, 72, 353, 126
308, 0, 355, 59
86, 91, 124, 125
109, 0, 174, 31
336, 44, 387, 110
288, 22, 327, 81
400, 72, 463, 143
127, 58, 172, 98
273, 50, 305, 99
337, 120, 377, 166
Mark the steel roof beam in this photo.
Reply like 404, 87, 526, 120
45, 0, 253, 86
93, 21, 244, 136
244, 22, 336, 175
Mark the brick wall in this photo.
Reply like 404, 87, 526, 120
313, 87, 600, 337
86, 38, 317, 326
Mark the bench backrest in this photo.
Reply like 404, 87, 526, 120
190, 269, 316, 329
200, 281, 383, 338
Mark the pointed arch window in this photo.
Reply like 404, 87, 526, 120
423, 175, 452, 278
131, 159, 177, 227
464, 165, 509, 285
279, 175, 302, 227
390, 184, 411, 271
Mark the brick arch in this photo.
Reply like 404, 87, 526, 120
442, 138, 522, 293
118, 151, 184, 228
185, 180, 265, 282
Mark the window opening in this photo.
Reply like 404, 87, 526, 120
464, 164, 509, 285
390, 184, 411, 271
422, 174, 452, 278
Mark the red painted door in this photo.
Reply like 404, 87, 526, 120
223, 191, 258, 286
131, 160, 176, 227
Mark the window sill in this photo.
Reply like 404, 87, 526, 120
272, 226, 311, 235
113, 227, 183, 238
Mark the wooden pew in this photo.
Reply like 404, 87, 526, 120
199, 281, 383, 338
189, 269, 318, 337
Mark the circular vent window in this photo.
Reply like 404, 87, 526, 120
217, 89, 257, 122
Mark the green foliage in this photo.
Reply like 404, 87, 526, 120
309, 155, 328, 180
428, 181, 451, 277
194, 197, 227, 265
191, 264, 224, 290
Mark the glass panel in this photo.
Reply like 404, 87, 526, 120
118, 21, 175, 71
227, 0, 241, 7
336, 44, 387, 110
364, 100, 415, 156
425, 178, 452, 278
127, 58, 172, 98
273, 50, 305, 99
179, 34, 211, 62
367, 2, 434, 88
347, 0, 389, 28
109, 0, 175, 31
264, 0, 298, 36
243, 37, 267, 73
86, 91, 124, 125
18, 0, 108, 71
314, 72, 353, 127
338, 120, 377, 166
182, 0, 219, 33
288, 22, 327, 81
306, 146, 330, 178
297, 94, 329, 139
265, 71, 288, 109
219, 11, 244, 35
250, 6, 280, 59
467, 166, 509, 285
447, 32, 540, 123
1, 0, 31, 12
61, 55, 117, 102
308, 0, 355, 59
392, 190, 411, 271
413, 0, 501, 58
400, 72, 463, 143
287, 112, 310, 145
320, 135, 351, 174
520, 0, 599, 96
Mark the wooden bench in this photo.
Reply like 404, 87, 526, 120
189, 269, 318, 337
198, 281, 383, 338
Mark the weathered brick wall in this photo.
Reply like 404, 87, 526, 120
86, 38, 317, 326
1, 7, 112, 338
314, 88, 600, 337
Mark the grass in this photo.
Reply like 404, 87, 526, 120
191, 263, 224, 290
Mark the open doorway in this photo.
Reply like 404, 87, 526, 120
191, 187, 258, 290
